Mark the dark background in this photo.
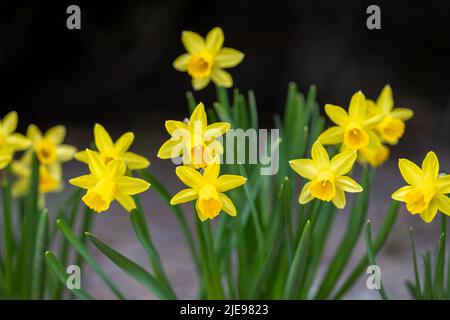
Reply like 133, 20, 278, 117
1, 1, 450, 140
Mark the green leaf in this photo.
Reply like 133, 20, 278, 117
186, 91, 197, 114
434, 230, 445, 299
31, 209, 49, 300
1, 167, 14, 297
280, 177, 294, 264
365, 221, 388, 300
409, 227, 422, 298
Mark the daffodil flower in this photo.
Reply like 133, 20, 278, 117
358, 144, 390, 168
70, 149, 150, 213
173, 27, 244, 90
27, 124, 77, 166
158, 103, 230, 169
170, 161, 246, 221
367, 85, 413, 145
75, 123, 150, 170
289, 141, 363, 208
392, 151, 450, 223
0, 111, 31, 168
318, 91, 383, 151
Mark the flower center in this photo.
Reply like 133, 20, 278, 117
99, 153, 116, 165
377, 117, 405, 144
36, 138, 57, 164
82, 176, 117, 213
309, 170, 336, 201
344, 123, 370, 150
404, 184, 436, 214
187, 51, 214, 78
39, 166, 59, 193
198, 184, 222, 219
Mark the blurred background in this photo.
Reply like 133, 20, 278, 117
1, 0, 449, 299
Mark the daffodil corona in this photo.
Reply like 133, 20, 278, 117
70, 150, 150, 213
173, 27, 244, 90
289, 141, 363, 208
170, 161, 246, 221
392, 151, 450, 223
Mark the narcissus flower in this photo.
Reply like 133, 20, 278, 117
27, 124, 76, 166
75, 123, 149, 170
392, 151, 450, 223
173, 27, 244, 90
70, 149, 150, 213
318, 91, 383, 151
366, 85, 413, 145
158, 103, 230, 169
0, 111, 31, 168
358, 144, 390, 168
289, 141, 363, 209
170, 161, 246, 221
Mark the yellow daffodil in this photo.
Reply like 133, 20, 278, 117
392, 151, 450, 223
358, 144, 390, 168
366, 85, 413, 145
173, 27, 244, 90
289, 141, 363, 209
27, 124, 76, 166
70, 149, 150, 213
318, 91, 383, 151
0, 111, 31, 168
158, 103, 230, 169
75, 123, 149, 170
170, 161, 246, 221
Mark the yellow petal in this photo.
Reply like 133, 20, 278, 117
348, 91, 366, 122
107, 159, 126, 178
215, 48, 245, 68
157, 139, 183, 159
192, 77, 210, 90
205, 27, 224, 54
391, 185, 414, 201
436, 175, 450, 194
122, 152, 150, 170
0, 154, 12, 169
74, 150, 89, 163
6, 133, 31, 150
391, 108, 414, 121
336, 176, 362, 192
114, 132, 134, 155
376, 85, 394, 113
311, 141, 329, 165
204, 161, 220, 183
175, 166, 203, 189
436, 194, 450, 215
117, 176, 150, 195
86, 149, 107, 177
420, 201, 438, 223
204, 122, 230, 141
363, 113, 384, 129
2, 111, 18, 134
289, 159, 318, 180
165, 120, 187, 135
398, 158, 423, 186
216, 174, 247, 192
189, 103, 208, 131
173, 53, 190, 71
115, 192, 136, 212
45, 125, 66, 144
56, 145, 77, 162
170, 188, 198, 205
181, 31, 205, 54
421, 151, 439, 181
211, 68, 233, 88
318, 126, 344, 145
330, 150, 357, 176
325, 104, 348, 127
332, 187, 346, 209
219, 193, 236, 216
94, 123, 113, 152
69, 175, 99, 189
27, 124, 43, 144
299, 182, 314, 204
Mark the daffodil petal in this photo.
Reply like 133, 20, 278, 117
311, 141, 329, 164
165, 120, 187, 135
86, 149, 107, 176
27, 124, 43, 144
175, 166, 203, 188
348, 91, 366, 122
74, 150, 89, 163
115, 192, 136, 212
114, 132, 134, 155
189, 103, 207, 131
181, 31, 205, 54
0, 154, 12, 170
318, 126, 344, 145
205, 27, 224, 54
289, 159, 318, 180
204, 122, 230, 141
216, 174, 247, 192
332, 187, 346, 209
192, 77, 210, 90
398, 158, 423, 186
215, 48, 245, 68
330, 150, 357, 176
299, 182, 314, 204
6, 133, 31, 150
336, 176, 362, 192
391, 108, 414, 121
420, 201, 438, 223
422, 151, 439, 181
69, 175, 98, 189
219, 193, 236, 216
122, 152, 150, 170
94, 123, 114, 152
56, 145, 77, 162
363, 113, 384, 129
2, 111, 18, 134
173, 53, 190, 71
170, 188, 198, 205
437, 175, 450, 194
211, 68, 233, 88
117, 176, 150, 195
376, 85, 394, 113
325, 104, 348, 127
391, 185, 414, 201
157, 139, 183, 159
436, 194, 450, 215
46, 125, 66, 144
107, 159, 126, 178
204, 161, 220, 183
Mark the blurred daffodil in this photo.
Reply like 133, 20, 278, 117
158, 103, 230, 169
392, 151, 450, 223
0, 111, 31, 168
75, 123, 149, 170
173, 27, 244, 90
70, 149, 150, 213
170, 161, 246, 221
367, 85, 413, 145
318, 91, 383, 151
289, 141, 362, 209
358, 144, 390, 168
